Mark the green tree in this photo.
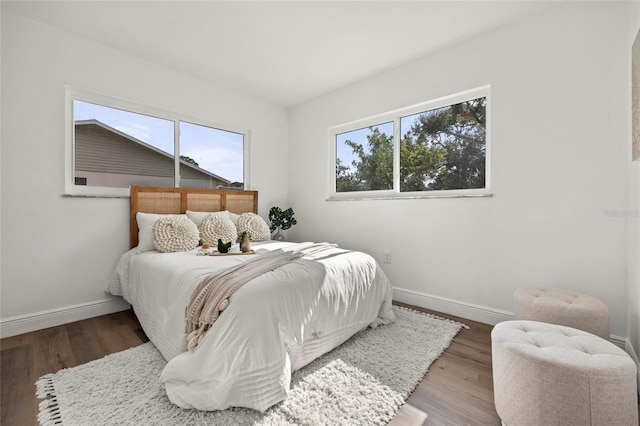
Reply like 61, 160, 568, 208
180, 155, 199, 167
336, 158, 359, 192
399, 133, 447, 192
336, 127, 393, 192
408, 98, 486, 190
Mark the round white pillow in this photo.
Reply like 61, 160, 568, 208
236, 212, 271, 242
199, 214, 237, 245
152, 216, 200, 253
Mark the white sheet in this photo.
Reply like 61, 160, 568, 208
107, 241, 395, 411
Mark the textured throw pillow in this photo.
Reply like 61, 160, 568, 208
136, 212, 187, 253
199, 214, 237, 246
236, 212, 271, 242
152, 216, 200, 253
186, 210, 229, 227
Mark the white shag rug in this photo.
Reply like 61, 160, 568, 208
36, 306, 465, 426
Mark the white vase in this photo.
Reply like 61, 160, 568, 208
271, 228, 286, 241
240, 234, 251, 252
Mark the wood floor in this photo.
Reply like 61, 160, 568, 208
0, 302, 600, 425
1, 310, 148, 426
5, 304, 492, 425
389, 303, 499, 426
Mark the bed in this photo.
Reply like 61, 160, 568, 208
108, 186, 395, 412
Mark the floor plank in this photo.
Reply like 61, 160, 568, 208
1, 345, 34, 426
66, 318, 108, 366
31, 325, 77, 379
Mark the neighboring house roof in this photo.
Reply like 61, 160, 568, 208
75, 119, 231, 185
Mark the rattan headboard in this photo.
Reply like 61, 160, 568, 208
129, 186, 259, 248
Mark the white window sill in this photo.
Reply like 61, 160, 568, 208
326, 190, 493, 201
64, 185, 131, 198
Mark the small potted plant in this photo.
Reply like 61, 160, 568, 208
268, 206, 296, 241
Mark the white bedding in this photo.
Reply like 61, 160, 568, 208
107, 241, 395, 412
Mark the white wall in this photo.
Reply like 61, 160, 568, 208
288, 2, 631, 337
1, 2, 636, 348
0, 10, 289, 334
628, 0, 640, 381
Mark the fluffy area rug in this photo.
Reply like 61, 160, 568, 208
36, 306, 465, 426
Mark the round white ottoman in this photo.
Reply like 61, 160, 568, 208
514, 287, 610, 339
492, 320, 638, 426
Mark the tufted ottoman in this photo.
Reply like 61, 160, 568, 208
492, 320, 638, 426
514, 287, 610, 340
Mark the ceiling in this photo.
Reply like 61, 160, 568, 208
2, 1, 555, 107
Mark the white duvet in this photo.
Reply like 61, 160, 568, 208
107, 241, 395, 412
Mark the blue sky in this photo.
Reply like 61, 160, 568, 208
74, 100, 244, 183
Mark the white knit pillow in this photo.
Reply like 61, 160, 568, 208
199, 214, 237, 245
236, 212, 270, 242
136, 212, 187, 253
152, 216, 200, 253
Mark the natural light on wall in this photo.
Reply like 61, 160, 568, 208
330, 86, 491, 200
65, 87, 248, 197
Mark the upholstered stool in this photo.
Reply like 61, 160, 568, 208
514, 287, 610, 339
492, 320, 638, 426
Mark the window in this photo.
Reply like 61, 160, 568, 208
65, 88, 248, 197
331, 86, 489, 199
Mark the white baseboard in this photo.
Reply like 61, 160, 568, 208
0, 298, 131, 339
392, 287, 631, 351
625, 338, 640, 396
392, 287, 513, 326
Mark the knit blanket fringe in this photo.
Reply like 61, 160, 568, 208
36, 373, 63, 425
184, 242, 337, 351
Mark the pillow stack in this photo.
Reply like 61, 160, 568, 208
136, 210, 272, 253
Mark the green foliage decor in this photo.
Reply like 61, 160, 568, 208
268, 207, 297, 232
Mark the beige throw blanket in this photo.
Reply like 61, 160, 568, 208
184, 243, 336, 351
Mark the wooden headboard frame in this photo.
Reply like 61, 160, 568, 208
130, 186, 259, 249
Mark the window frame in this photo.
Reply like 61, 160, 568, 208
328, 85, 491, 201
64, 87, 251, 197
